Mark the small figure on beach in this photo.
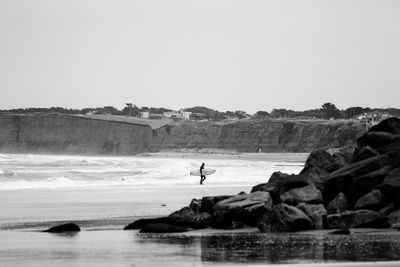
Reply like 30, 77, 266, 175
200, 163, 206, 185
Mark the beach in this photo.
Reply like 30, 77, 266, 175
1, 152, 400, 266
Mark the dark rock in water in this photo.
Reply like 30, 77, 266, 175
326, 210, 384, 229
212, 191, 273, 228
45, 223, 81, 233
357, 216, 389, 228
357, 131, 400, 150
324, 154, 391, 203
279, 184, 322, 206
169, 206, 212, 229
329, 229, 351, 235
354, 189, 389, 211
297, 203, 327, 230
124, 217, 172, 230
258, 203, 313, 232
352, 146, 380, 163
189, 198, 201, 213
376, 168, 400, 201
200, 195, 233, 214
301, 149, 340, 174
327, 192, 350, 214
369, 117, 400, 135
139, 223, 189, 233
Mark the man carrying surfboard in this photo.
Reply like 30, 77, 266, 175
200, 163, 206, 185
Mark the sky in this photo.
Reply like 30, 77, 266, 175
0, 0, 399, 113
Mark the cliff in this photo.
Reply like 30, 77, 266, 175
0, 114, 364, 155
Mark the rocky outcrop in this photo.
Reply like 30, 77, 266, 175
44, 223, 81, 233
327, 192, 350, 214
124, 117, 400, 233
140, 223, 189, 233
0, 114, 364, 154
279, 184, 322, 206
258, 203, 313, 232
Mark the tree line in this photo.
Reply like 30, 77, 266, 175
1, 103, 399, 121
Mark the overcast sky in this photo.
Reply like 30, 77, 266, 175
0, 0, 399, 113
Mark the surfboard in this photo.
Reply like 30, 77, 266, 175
190, 168, 216, 176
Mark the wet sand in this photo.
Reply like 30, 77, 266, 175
2, 229, 400, 267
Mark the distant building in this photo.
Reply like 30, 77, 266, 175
149, 113, 163, 120
163, 111, 179, 118
190, 113, 206, 120
180, 109, 191, 120
140, 111, 149, 119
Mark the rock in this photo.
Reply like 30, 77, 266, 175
189, 198, 201, 213
353, 166, 391, 196
326, 210, 385, 229
301, 149, 340, 174
354, 190, 389, 211
200, 195, 233, 214
329, 229, 351, 235
124, 217, 172, 230
352, 146, 380, 163
279, 184, 322, 206
376, 168, 400, 201
139, 223, 189, 233
45, 223, 81, 233
332, 151, 352, 169
357, 131, 400, 150
212, 191, 273, 228
252, 169, 324, 201
258, 203, 313, 232
369, 117, 400, 135
324, 154, 391, 203
388, 209, 400, 226
392, 222, 400, 230
327, 192, 350, 214
297, 203, 327, 229
169, 206, 212, 229
380, 202, 397, 216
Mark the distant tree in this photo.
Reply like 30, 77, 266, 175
344, 106, 364, 119
254, 110, 270, 117
321, 103, 342, 119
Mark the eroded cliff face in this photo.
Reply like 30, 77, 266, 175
0, 114, 153, 154
0, 114, 364, 154
151, 119, 363, 153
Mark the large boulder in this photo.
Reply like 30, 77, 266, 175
200, 195, 233, 214
352, 146, 380, 163
189, 198, 201, 213
369, 117, 400, 135
353, 166, 391, 196
388, 209, 400, 226
139, 223, 189, 233
258, 203, 313, 232
376, 168, 400, 201
324, 154, 392, 203
297, 203, 327, 229
354, 190, 389, 211
380, 202, 397, 216
169, 206, 212, 229
327, 210, 387, 229
212, 191, 273, 228
44, 223, 81, 233
279, 184, 322, 206
124, 217, 173, 230
252, 169, 325, 201
357, 131, 400, 150
327, 192, 350, 214
301, 149, 340, 174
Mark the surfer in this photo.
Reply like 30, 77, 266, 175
200, 163, 206, 185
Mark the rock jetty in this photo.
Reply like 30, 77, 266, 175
124, 117, 400, 233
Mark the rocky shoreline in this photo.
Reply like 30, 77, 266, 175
43, 117, 400, 234
118, 117, 400, 234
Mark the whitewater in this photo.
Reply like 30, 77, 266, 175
0, 153, 306, 190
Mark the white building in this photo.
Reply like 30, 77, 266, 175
140, 111, 149, 119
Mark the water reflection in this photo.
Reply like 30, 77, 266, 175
139, 232, 400, 264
